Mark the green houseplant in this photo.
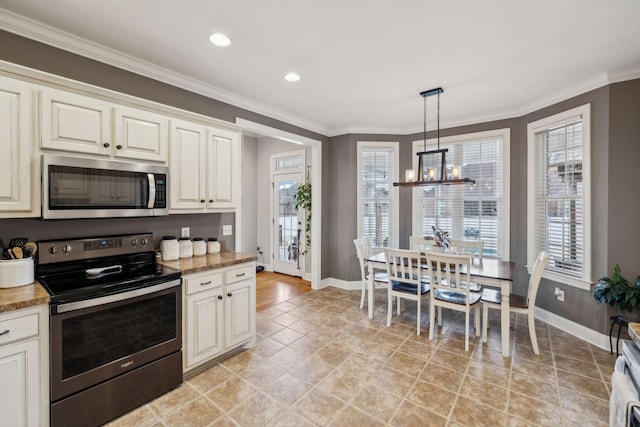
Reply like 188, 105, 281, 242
593, 265, 640, 316
431, 226, 450, 249
294, 181, 311, 255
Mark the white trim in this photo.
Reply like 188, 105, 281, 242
527, 104, 592, 289
356, 141, 400, 248
410, 128, 511, 260
235, 118, 322, 291
535, 306, 610, 351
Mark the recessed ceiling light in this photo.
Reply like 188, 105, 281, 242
209, 33, 231, 47
284, 72, 301, 82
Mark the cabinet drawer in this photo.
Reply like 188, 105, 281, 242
226, 265, 255, 285
0, 312, 39, 346
184, 272, 223, 295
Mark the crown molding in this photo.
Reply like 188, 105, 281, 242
0, 8, 329, 136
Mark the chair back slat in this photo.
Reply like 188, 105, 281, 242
409, 236, 435, 252
384, 248, 423, 291
448, 239, 484, 262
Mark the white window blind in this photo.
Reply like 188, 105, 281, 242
413, 130, 509, 259
358, 143, 397, 249
527, 104, 591, 289
535, 121, 584, 276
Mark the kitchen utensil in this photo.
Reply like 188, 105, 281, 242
8, 237, 28, 248
11, 247, 23, 259
22, 242, 37, 257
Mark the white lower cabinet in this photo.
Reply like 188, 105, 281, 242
183, 262, 256, 371
0, 305, 48, 427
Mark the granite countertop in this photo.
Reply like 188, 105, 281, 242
0, 282, 50, 313
159, 251, 257, 275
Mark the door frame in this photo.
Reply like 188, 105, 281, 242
235, 118, 322, 290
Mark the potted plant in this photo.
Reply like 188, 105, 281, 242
593, 264, 640, 320
430, 226, 450, 251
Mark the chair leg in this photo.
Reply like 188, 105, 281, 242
429, 302, 435, 341
465, 311, 470, 352
386, 292, 393, 327
528, 312, 540, 355
482, 303, 489, 343
475, 305, 481, 337
437, 306, 443, 326
416, 299, 421, 336
397, 296, 401, 314
359, 279, 365, 309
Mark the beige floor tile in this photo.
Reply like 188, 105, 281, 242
449, 395, 506, 427
368, 366, 417, 398
293, 389, 346, 426
268, 410, 317, 427
148, 382, 200, 418
270, 327, 306, 345
317, 369, 368, 401
228, 391, 285, 427
350, 384, 403, 423
511, 358, 557, 384
508, 391, 563, 427
266, 346, 308, 369
430, 348, 471, 373
162, 396, 223, 427
419, 362, 464, 393
510, 371, 559, 402
554, 354, 600, 380
559, 387, 609, 423
385, 350, 428, 378
339, 353, 383, 381
562, 407, 609, 427
390, 399, 447, 427
329, 405, 386, 427
315, 343, 352, 365
250, 337, 286, 358
289, 354, 336, 385
105, 405, 160, 427
261, 372, 313, 405
556, 368, 610, 400
397, 338, 434, 360
458, 376, 508, 411
407, 379, 457, 417
464, 360, 510, 388
205, 376, 260, 413
188, 363, 234, 394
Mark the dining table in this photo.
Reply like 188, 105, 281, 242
366, 251, 516, 357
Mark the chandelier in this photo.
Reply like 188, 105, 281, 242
394, 87, 475, 187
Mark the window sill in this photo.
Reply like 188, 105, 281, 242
526, 266, 592, 291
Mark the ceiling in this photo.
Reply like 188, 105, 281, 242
1, 1, 639, 136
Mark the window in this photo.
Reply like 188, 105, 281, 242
527, 104, 591, 290
357, 141, 399, 249
412, 129, 510, 259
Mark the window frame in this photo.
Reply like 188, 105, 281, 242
411, 129, 511, 260
356, 141, 400, 249
527, 104, 592, 290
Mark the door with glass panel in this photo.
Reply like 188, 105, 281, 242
272, 172, 304, 277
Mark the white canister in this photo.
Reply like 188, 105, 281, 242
179, 237, 193, 258
160, 236, 179, 261
193, 238, 206, 256
207, 238, 221, 254
0, 257, 35, 288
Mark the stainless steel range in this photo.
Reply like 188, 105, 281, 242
37, 233, 183, 427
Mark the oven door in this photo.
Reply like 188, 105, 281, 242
42, 154, 168, 219
50, 279, 181, 402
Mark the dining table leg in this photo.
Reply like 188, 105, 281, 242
500, 280, 510, 357
367, 261, 375, 319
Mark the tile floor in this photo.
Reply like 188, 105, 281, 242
107, 287, 615, 426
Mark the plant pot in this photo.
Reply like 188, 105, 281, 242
617, 307, 640, 323
430, 246, 445, 253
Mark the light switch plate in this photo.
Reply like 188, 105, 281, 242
222, 225, 232, 236
181, 227, 190, 238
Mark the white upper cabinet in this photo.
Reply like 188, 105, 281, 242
41, 88, 168, 163
170, 119, 240, 212
40, 88, 112, 156
114, 106, 168, 163
0, 76, 37, 217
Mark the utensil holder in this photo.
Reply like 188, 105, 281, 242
0, 257, 35, 288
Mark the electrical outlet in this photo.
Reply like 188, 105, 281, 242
222, 225, 232, 236
554, 287, 565, 302
257, 246, 263, 253
181, 227, 190, 238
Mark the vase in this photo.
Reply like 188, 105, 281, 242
430, 246, 445, 253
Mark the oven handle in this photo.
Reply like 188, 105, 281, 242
55, 279, 181, 314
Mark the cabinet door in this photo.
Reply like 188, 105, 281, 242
185, 289, 224, 370
206, 128, 239, 209
169, 120, 206, 210
40, 88, 112, 156
0, 76, 34, 215
0, 339, 40, 427
225, 278, 256, 349
114, 106, 168, 163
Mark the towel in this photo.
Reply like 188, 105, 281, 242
611, 364, 640, 426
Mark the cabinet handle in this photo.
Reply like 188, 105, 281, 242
103, 142, 110, 148
227, 292, 232, 297
200, 199, 205, 203
236, 272, 246, 277
116, 144, 123, 150
200, 281, 212, 286
0, 330, 9, 336
209, 199, 213, 203
217, 295, 223, 300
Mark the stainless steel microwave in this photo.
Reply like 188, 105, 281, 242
42, 154, 169, 219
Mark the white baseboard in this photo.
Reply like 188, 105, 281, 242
535, 306, 612, 351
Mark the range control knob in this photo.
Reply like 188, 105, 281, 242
48, 245, 59, 255
140, 238, 148, 246
62, 244, 72, 253
131, 238, 138, 246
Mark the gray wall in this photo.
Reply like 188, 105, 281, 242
241, 135, 258, 255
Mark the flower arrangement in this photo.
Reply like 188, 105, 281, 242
431, 225, 450, 248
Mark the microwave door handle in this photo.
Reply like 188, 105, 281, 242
147, 173, 156, 209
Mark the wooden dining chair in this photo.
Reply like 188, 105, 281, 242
353, 237, 388, 309
409, 235, 435, 252
449, 239, 484, 262
384, 248, 430, 335
481, 250, 549, 354
427, 251, 481, 351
